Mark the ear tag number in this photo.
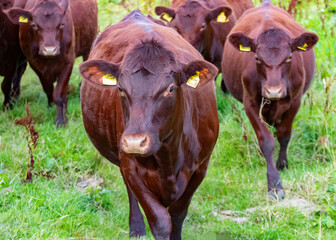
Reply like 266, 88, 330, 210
217, 12, 229, 23
162, 13, 173, 22
19, 16, 28, 23
297, 43, 308, 51
102, 74, 117, 86
239, 45, 251, 52
186, 71, 200, 88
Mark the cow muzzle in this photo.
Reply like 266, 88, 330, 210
262, 85, 286, 100
40, 46, 60, 57
121, 134, 151, 155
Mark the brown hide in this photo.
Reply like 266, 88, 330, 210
221, 1, 318, 198
155, 0, 253, 80
79, 10, 219, 239
6, 0, 98, 127
0, 0, 27, 109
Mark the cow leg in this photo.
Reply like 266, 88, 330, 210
124, 182, 146, 237
276, 101, 301, 171
168, 160, 209, 240
38, 75, 54, 107
1, 67, 16, 110
53, 63, 73, 127
244, 99, 284, 199
11, 57, 27, 101
120, 161, 172, 240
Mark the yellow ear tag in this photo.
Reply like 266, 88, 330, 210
217, 12, 229, 23
297, 43, 308, 51
19, 16, 28, 23
162, 13, 172, 22
102, 74, 117, 86
186, 71, 200, 88
239, 44, 251, 52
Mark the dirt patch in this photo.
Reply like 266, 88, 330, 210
76, 176, 103, 191
211, 196, 315, 224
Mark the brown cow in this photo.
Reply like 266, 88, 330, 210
155, 0, 253, 91
79, 10, 219, 239
0, 0, 27, 109
221, 0, 318, 199
6, 0, 98, 127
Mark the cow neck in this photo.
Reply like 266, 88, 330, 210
153, 87, 185, 172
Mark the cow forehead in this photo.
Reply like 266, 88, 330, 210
256, 28, 292, 65
33, 1, 64, 19
120, 69, 173, 98
177, 1, 206, 18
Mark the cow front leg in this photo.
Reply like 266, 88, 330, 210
169, 160, 209, 240
1, 67, 16, 110
124, 183, 146, 238
244, 99, 284, 199
11, 54, 27, 100
120, 161, 172, 240
53, 63, 73, 127
276, 101, 301, 171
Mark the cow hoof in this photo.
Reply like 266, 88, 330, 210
276, 159, 288, 171
55, 119, 67, 128
268, 189, 285, 200
129, 229, 146, 238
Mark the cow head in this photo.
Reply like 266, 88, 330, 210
79, 40, 217, 157
0, 0, 13, 10
155, 1, 232, 53
6, 0, 69, 57
229, 28, 318, 100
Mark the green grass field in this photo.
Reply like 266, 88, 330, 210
0, 0, 335, 239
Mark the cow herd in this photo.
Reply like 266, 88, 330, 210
0, 0, 319, 239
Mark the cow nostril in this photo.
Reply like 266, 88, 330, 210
140, 136, 149, 147
121, 137, 128, 148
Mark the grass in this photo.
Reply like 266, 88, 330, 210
0, 0, 336, 239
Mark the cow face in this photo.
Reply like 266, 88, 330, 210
229, 28, 318, 100
7, 0, 69, 57
155, 2, 232, 53
79, 42, 217, 157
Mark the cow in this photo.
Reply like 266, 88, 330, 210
221, 0, 318, 199
6, 0, 98, 127
0, 0, 27, 109
155, 0, 253, 91
79, 10, 219, 239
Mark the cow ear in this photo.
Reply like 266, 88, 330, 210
291, 32, 319, 52
229, 32, 256, 53
206, 6, 232, 23
177, 60, 218, 88
147, 15, 166, 26
6, 8, 32, 24
79, 60, 121, 86
59, 0, 69, 14
155, 6, 175, 23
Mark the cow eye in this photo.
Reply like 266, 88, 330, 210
118, 86, 123, 93
163, 84, 175, 97
200, 23, 206, 30
31, 23, 38, 31
285, 55, 292, 63
255, 56, 262, 64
